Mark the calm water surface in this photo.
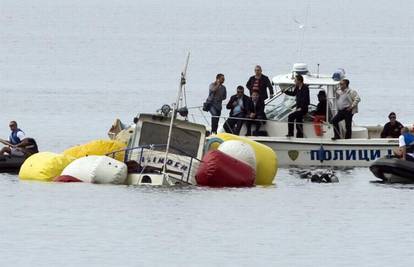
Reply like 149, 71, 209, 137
1, 0, 414, 266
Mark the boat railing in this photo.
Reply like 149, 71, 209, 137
186, 86, 292, 125
207, 115, 332, 138
107, 144, 202, 184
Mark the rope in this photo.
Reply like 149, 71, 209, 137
188, 113, 330, 126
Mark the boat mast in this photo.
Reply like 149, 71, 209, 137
162, 52, 190, 175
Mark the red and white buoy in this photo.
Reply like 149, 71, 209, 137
195, 150, 255, 187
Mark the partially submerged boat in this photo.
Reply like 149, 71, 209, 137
109, 53, 207, 186
370, 157, 414, 183
215, 63, 398, 167
121, 113, 206, 186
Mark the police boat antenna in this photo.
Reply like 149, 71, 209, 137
162, 52, 190, 175
317, 63, 320, 78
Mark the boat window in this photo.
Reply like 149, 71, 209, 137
138, 122, 201, 158
265, 95, 296, 121
266, 84, 337, 122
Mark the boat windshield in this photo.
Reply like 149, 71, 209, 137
265, 95, 297, 121
265, 83, 337, 122
138, 121, 201, 158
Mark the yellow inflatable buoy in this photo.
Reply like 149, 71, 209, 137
19, 152, 75, 182
215, 133, 278, 185
63, 139, 126, 162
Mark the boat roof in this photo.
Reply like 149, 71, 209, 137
133, 113, 207, 159
138, 113, 206, 132
272, 73, 340, 86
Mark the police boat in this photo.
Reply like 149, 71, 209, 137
205, 63, 398, 167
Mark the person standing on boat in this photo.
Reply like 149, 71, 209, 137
206, 73, 227, 134
0, 121, 38, 156
311, 90, 327, 137
394, 127, 414, 161
380, 112, 404, 138
246, 90, 266, 136
246, 65, 274, 100
283, 74, 310, 138
312, 90, 327, 117
331, 79, 360, 140
223, 86, 250, 135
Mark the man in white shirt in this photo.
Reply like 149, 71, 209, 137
331, 79, 361, 140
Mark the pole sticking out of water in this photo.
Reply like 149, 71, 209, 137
162, 52, 191, 178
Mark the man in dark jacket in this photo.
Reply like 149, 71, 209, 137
246, 91, 267, 136
284, 74, 310, 138
381, 112, 404, 138
312, 90, 327, 117
223, 86, 251, 135
246, 65, 274, 101
311, 90, 327, 137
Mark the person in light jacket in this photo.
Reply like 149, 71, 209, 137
206, 73, 227, 134
331, 79, 361, 140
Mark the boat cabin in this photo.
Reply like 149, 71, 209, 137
124, 113, 206, 185
260, 63, 376, 139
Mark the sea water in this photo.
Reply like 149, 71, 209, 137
1, 0, 414, 266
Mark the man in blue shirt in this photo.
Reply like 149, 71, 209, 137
0, 121, 37, 156
223, 86, 250, 135
394, 127, 414, 161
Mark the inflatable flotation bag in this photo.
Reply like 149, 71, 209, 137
19, 152, 75, 182
54, 175, 83, 183
61, 156, 127, 184
217, 140, 256, 169
213, 133, 278, 185
63, 140, 126, 162
195, 150, 255, 187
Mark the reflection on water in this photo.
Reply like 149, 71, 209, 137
370, 180, 414, 190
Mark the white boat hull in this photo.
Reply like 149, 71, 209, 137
127, 173, 191, 186
250, 137, 397, 167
